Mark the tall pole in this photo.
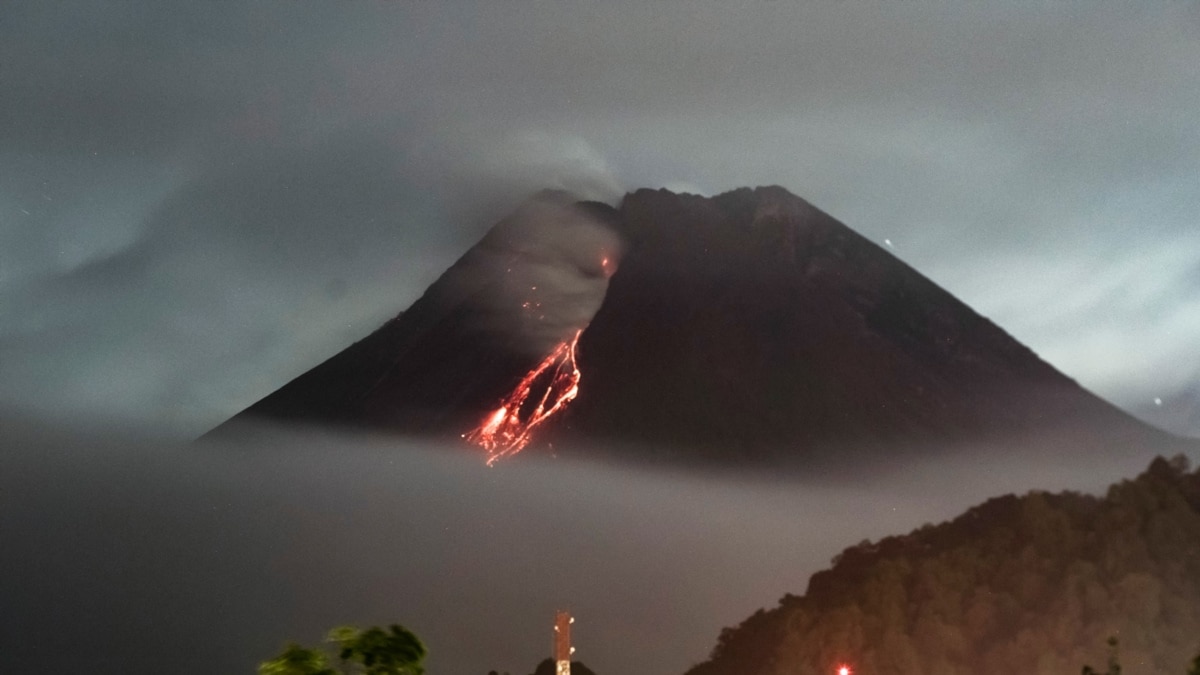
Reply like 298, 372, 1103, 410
554, 610, 574, 675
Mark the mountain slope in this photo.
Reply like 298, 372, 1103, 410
208, 186, 1173, 464
686, 456, 1200, 675
559, 187, 1163, 460
207, 192, 621, 439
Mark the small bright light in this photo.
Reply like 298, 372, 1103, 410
1154, 397, 1163, 406
884, 239, 893, 247
838, 666, 851, 675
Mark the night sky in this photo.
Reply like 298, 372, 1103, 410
2, 3, 1199, 675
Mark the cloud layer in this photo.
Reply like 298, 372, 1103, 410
2, 421, 1187, 675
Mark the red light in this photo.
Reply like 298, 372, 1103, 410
598, 253, 617, 278
463, 329, 584, 465
838, 666, 851, 675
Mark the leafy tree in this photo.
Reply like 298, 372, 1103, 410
329, 624, 427, 675
258, 643, 336, 675
684, 458, 1200, 675
259, 624, 426, 675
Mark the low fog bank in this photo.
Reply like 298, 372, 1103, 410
1, 420, 1193, 675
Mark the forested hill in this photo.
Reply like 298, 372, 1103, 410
686, 457, 1200, 675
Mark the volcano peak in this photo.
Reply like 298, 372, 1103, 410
208, 186, 1174, 467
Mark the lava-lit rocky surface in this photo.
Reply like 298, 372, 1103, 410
207, 186, 1175, 464
206, 193, 621, 439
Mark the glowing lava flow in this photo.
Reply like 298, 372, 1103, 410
464, 329, 584, 466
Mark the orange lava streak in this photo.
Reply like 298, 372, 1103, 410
463, 329, 583, 465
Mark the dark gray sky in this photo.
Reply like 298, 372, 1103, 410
2, 2, 1198, 437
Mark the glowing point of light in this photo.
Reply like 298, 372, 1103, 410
599, 254, 616, 278
1155, 397, 1163, 406
838, 666, 851, 675
884, 239, 893, 247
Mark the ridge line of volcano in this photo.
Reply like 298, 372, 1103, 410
204, 185, 1184, 467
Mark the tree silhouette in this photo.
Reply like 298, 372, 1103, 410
258, 643, 336, 675
686, 457, 1200, 675
259, 624, 426, 675
329, 624, 427, 675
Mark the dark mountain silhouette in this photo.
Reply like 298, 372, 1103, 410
206, 186, 1180, 464
684, 456, 1200, 675
558, 187, 1172, 462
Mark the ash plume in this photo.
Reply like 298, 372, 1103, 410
456, 191, 625, 357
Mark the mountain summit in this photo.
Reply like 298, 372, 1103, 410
207, 186, 1172, 464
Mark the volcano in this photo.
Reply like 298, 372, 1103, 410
206, 186, 1177, 464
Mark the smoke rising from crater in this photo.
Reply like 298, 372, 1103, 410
443, 192, 625, 358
